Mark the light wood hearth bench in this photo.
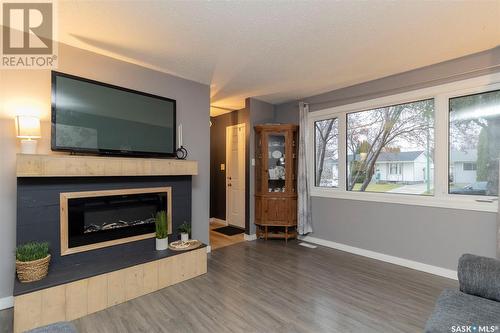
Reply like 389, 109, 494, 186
14, 246, 207, 333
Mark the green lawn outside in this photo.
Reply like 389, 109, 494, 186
352, 183, 402, 192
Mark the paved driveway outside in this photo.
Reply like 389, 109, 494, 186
387, 183, 431, 194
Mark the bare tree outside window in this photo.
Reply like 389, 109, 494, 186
346, 99, 434, 195
449, 90, 500, 196
314, 118, 339, 187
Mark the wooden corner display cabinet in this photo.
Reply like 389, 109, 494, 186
254, 124, 298, 241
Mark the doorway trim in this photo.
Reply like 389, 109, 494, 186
225, 123, 246, 229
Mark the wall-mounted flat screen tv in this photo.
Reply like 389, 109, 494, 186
51, 71, 176, 157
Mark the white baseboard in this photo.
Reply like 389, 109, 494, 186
299, 235, 458, 280
244, 234, 257, 241
0, 296, 13, 310
206, 245, 212, 253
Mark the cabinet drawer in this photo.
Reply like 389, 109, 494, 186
262, 197, 288, 224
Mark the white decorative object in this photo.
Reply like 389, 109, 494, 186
275, 166, 285, 179
178, 123, 183, 148
169, 239, 201, 251
272, 150, 282, 159
180, 233, 189, 242
20, 140, 38, 154
15, 116, 41, 154
156, 238, 168, 251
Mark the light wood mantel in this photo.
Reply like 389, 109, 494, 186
16, 154, 198, 177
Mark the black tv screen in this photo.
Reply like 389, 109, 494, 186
51, 71, 176, 157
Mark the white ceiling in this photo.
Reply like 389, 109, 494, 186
57, 1, 500, 116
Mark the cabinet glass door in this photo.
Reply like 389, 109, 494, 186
267, 133, 286, 194
255, 134, 262, 194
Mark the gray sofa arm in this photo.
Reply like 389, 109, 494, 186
458, 253, 500, 302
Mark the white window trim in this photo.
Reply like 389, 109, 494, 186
307, 72, 500, 213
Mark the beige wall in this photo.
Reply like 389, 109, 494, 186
0, 43, 210, 304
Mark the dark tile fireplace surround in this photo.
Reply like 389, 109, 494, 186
15, 175, 193, 296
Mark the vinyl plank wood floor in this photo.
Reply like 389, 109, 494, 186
0, 240, 456, 332
209, 221, 245, 250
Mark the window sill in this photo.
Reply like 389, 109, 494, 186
310, 188, 498, 213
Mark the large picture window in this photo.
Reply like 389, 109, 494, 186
346, 99, 434, 195
314, 118, 339, 187
308, 74, 500, 212
449, 90, 500, 196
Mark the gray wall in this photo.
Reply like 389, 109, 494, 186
277, 46, 500, 114
248, 98, 275, 235
274, 104, 299, 124
275, 46, 500, 270
312, 198, 496, 270
0, 120, 17, 305
0, 42, 210, 302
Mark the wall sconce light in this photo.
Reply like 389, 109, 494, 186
15, 115, 41, 154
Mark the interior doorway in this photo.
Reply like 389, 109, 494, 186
209, 119, 247, 251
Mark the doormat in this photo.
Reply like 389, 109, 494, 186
213, 226, 245, 236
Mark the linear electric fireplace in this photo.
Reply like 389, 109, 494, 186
60, 187, 172, 255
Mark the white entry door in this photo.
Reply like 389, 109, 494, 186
226, 124, 246, 229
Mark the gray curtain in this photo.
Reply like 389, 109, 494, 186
298, 102, 313, 235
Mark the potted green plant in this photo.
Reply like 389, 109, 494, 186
155, 210, 169, 250
16, 241, 50, 283
177, 222, 191, 242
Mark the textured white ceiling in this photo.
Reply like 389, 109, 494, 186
57, 1, 500, 115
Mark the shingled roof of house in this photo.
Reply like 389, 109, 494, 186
376, 151, 425, 162
450, 149, 477, 162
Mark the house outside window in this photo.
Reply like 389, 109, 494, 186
308, 73, 500, 212
346, 99, 434, 195
449, 89, 500, 196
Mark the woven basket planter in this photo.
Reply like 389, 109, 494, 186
16, 255, 51, 283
